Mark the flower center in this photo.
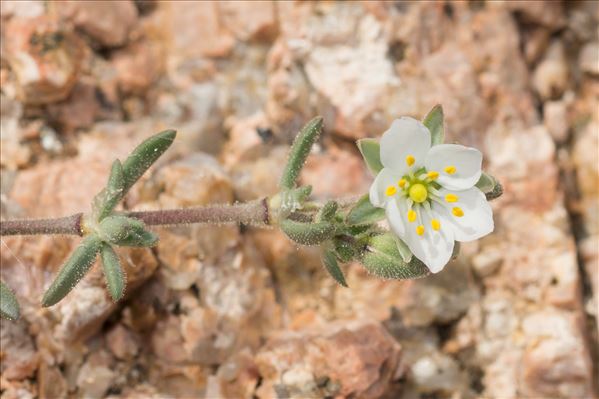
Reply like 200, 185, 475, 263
409, 183, 428, 203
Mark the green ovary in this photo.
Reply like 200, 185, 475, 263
409, 183, 428, 203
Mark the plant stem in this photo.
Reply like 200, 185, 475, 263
0, 199, 270, 237
0, 213, 83, 236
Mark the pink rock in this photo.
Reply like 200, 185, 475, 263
157, 1, 235, 59
219, 1, 277, 42
112, 40, 164, 95
4, 16, 83, 104
54, 1, 138, 47
254, 320, 403, 399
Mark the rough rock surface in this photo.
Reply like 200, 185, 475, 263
0, 1, 597, 398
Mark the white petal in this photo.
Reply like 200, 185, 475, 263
425, 144, 482, 190
369, 168, 397, 207
385, 197, 406, 237
404, 209, 454, 273
434, 187, 494, 242
380, 117, 431, 175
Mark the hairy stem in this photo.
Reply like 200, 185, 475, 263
0, 199, 270, 237
0, 213, 83, 236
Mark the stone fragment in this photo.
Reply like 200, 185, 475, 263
219, 1, 277, 41
0, 320, 38, 380
157, 1, 235, 59
254, 320, 403, 399
520, 311, 595, 398
54, 1, 138, 47
543, 99, 570, 143
533, 40, 569, 100
496, 0, 566, 29
112, 40, 164, 95
76, 350, 115, 398
105, 324, 138, 360
4, 16, 84, 104
300, 143, 371, 199
37, 362, 67, 399
579, 41, 599, 76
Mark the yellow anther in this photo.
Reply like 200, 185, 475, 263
406, 155, 415, 167
416, 225, 425, 236
398, 179, 407, 188
452, 207, 464, 217
431, 219, 441, 231
385, 185, 397, 196
445, 165, 456, 174
408, 183, 428, 203
445, 194, 458, 203
427, 171, 439, 180
407, 210, 417, 222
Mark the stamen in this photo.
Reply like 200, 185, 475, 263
445, 194, 458, 203
398, 179, 407, 188
407, 210, 417, 222
445, 165, 456, 174
452, 207, 464, 217
406, 155, 415, 167
416, 225, 425, 236
385, 185, 397, 196
431, 219, 441, 231
427, 171, 439, 180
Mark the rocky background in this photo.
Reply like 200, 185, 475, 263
0, 1, 597, 398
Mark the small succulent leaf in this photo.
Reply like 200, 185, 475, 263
280, 117, 323, 189
100, 244, 125, 302
394, 236, 413, 263
423, 104, 444, 146
98, 216, 158, 247
42, 234, 102, 307
0, 281, 20, 321
322, 248, 348, 287
451, 241, 461, 260
360, 233, 430, 279
333, 236, 358, 263
475, 172, 496, 193
356, 138, 383, 175
280, 219, 336, 246
279, 186, 313, 217
485, 180, 503, 201
93, 160, 125, 221
122, 129, 176, 192
115, 229, 158, 247
317, 201, 339, 222
346, 194, 386, 225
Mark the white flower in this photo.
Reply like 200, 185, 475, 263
369, 117, 494, 273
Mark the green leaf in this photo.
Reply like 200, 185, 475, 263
394, 236, 413, 263
451, 241, 461, 260
475, 172, 496, 193
359, 233, 430, 279
98, 216, 158, 247
42, 234, 102, 307
476, 172, 503, 200
317, 201, 338, 222
280, 117, 323, 189
280, 219, 336, 246
0, 281, 20, 321
322, 249, 348, 287
93, 160, 125, 221
100, 244, 125, 302
333, 236, 359, 262
423, 104, 444, 146
356, 138, 383, 175
122, 129, 177, 192
346, 195, 386, 225
279, 185, 313, 217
